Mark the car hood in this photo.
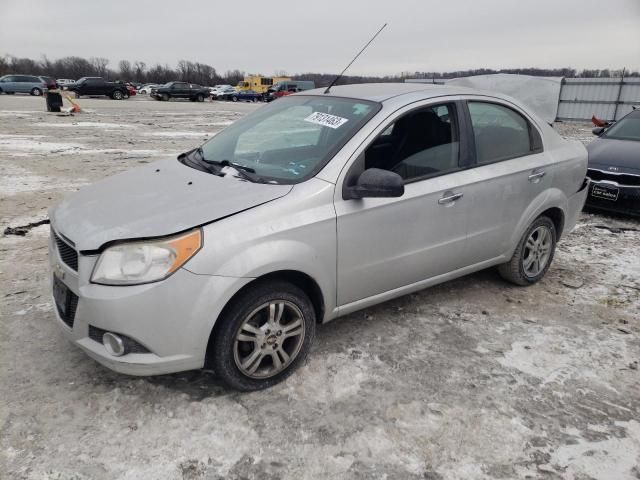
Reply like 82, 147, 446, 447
50, 157, 292, 251
587, 137, 640, 174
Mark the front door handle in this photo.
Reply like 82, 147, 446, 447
438, 192, 464, 205
528, 170, 546, 182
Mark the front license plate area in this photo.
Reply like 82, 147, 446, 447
591, 184, 619, 202
53, 275, 68, 316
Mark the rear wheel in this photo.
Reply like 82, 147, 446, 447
498, 216, 556, 286
210, 281, 315, 391
112, 90, 124, 100
31, 87, 42, 96
197, 94, 204, 102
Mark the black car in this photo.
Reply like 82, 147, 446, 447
586, 109, 640, 216
150, 82, 209, 102
66, 77, 129, 100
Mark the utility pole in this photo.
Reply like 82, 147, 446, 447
612, 67, 626, 121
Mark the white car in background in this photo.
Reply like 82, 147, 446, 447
57, 79, 76, 87
211, 85, 237, 99
209, 84, 233, 95
138, 84, 160, 95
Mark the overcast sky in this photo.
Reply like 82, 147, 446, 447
1, 0, 639, 76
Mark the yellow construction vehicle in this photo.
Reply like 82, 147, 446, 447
236, 75, 291, 93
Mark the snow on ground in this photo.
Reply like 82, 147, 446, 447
0, 96, 638, 480
34, 121, 134, 129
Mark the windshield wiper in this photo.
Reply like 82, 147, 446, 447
179, 148, 224, 176
205, 159, 266, 183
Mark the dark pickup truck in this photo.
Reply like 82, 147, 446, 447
150, 82, 209, 102
65, 77, 129, 100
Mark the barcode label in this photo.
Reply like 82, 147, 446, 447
304, 112, 349, 129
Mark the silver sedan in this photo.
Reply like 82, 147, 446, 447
49, 83, 589, 390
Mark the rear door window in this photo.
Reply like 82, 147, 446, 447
467, 102, 538, 164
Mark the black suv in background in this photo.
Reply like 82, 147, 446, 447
150, 82, 210, 102
65, 77, 129, 100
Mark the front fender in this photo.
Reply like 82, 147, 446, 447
188, 238, 336, 322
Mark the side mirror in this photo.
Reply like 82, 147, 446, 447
592, 126, 606, 136
345, 168, 404, 200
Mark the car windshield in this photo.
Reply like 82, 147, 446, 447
604, 113, 640, 141
199, 95, 380, 183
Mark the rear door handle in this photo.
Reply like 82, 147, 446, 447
438, 192, 464, 205
528, 170, 546, 182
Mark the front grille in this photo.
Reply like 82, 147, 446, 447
53, 230, 78, 271
587, 168, 640, 187
53, 276, 78, 328
88, 325, 151, 354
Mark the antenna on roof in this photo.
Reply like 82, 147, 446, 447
324, 23, 388, 94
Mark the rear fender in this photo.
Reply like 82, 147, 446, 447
505, 187, 567, 259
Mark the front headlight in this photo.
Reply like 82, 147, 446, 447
91, 229, 202, 286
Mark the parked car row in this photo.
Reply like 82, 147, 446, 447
0, 74, 316, 104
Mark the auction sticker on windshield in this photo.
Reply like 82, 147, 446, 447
304, 112, 349, 129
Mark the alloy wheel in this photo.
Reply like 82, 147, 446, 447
233, 300, 305, 379
522, 225, 552, 277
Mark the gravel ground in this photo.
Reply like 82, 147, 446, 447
1, 95, 639, 480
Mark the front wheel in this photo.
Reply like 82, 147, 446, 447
209, 281, 316, 391
196, 94, 204, 102
231, 96, 238, 102
498, 216, 557, 286
162, 93, 170, 101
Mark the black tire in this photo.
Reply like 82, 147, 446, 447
232, 96, 238, 102
162, 93, 170, 102
30, 87, 42, 96
209, 280, 316, 391
197, 94, 204, 102
498, 215, 557, 286
112, 90, 124, 100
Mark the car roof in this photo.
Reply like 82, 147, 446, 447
302, 82, 476, 103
